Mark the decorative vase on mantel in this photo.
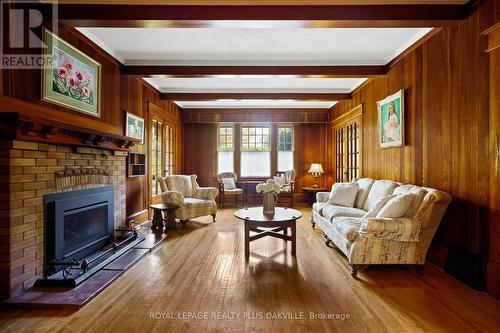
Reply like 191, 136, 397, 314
256, 179, 281, 216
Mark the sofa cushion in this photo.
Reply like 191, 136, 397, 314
327, 182, 359, 207
354, 178, 374, 209
376, 193, 415, 218
166, 175, 195, 198
332, 217, 362, 242
363, 180, 398, 211
393, 185, 427, 217
313, 202, 329, 214
322, 205, 366, 220
363, 194, 396, 218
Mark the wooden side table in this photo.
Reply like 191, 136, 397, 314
149, 203, 179, 233
302, 187, 328, 206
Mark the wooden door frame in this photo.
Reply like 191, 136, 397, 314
331, 104, 364, 182
147, 102, 179, 215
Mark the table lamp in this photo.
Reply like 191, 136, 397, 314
308, 163, 324, 188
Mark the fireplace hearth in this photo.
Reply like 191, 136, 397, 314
36, 186, 144, 288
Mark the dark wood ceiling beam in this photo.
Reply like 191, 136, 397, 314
160, 92, 350, 101
51, 4, 469, 28
123, 66, 385, 77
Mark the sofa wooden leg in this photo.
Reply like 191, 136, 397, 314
325, 239, 332, 247
416, 264, 425, 275
350, 264, 359, 278
211, 214, 216, 222
311, 217, 316, 228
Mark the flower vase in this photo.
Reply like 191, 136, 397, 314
263, 192, 278, 215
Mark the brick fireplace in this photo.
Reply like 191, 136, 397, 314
0, 140, 127, 299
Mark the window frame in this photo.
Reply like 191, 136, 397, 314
240, 125, 271, 152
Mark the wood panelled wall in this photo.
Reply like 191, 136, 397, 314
183, 121, 330, 203
121, 78, 182, 223
330, 0, 499, 297
0, 26, 183, 224
2, 27, 123, 135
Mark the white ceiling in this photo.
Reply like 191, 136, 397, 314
76, 26, 431, 108
78, 27, 431, 66
175, 100, 337, 109
144, 77, 367, 93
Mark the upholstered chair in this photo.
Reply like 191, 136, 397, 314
275, 170, 295, 207
157, 175, 219, 225
217, 172, 244, 207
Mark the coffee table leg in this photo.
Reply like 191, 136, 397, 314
291, 220, 296, 257
245, 223, 250, 258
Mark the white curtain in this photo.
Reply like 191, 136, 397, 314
241, 151, 270, 177
277, 151, 294, 172
217, 151, 234, 173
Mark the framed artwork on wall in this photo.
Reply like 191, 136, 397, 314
125, 112, 145, 144
42, 29, 101, 117
377, 89, 405, 148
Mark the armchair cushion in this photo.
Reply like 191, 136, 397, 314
194, 187, 219, 200
165, 175, 196, 198
161, 191, 185, 206
222, 177, 236, 190
358, 217, 420, 242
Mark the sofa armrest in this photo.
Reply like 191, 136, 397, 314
194, 187, 219, 200
316, 192, 330, 203
161, 191, 185, 206
358, 217, 420, 242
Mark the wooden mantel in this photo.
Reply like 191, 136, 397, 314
0, 96, 139, 151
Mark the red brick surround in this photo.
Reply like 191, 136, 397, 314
0, 140, 127, 299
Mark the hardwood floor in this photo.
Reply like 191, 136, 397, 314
1, 206, 499, 333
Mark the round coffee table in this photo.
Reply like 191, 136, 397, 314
234, 207, 302, 258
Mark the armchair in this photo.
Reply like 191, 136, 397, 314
275, 170, 295, 207
217, 172, 244, 207
158, 175, 219, 226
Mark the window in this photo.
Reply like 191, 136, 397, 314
165, 125, 175, 176
277, 127, 294, 171
240, 126, 271, 177
151, 119, 163, 196
217, 126, 234, 173
151, 119, 176, 196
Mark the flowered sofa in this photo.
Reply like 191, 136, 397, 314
158, 175, 219, 225
312, 178, 451, 277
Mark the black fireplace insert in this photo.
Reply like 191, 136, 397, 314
44, 186, 115, 275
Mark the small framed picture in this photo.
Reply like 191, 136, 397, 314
377, 89, 405, 148
125, 113, 145, 144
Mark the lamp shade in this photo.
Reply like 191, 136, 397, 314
308, 163, 324, 174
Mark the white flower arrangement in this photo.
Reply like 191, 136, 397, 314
256, 179, 281, 194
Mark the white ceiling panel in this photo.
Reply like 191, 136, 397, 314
144, 77, 367, 93
77, 27, 432, 66
175, 100, 337, 109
